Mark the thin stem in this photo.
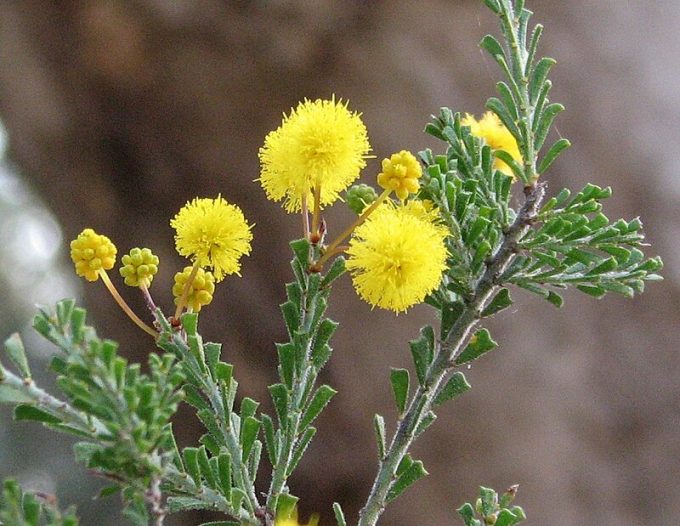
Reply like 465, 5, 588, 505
301, 193, 310, 240
357, 183, 545, 526
311, 183, 322, 237
146, 474, 166, 526
99, 270, 158, 338
173, 261, 200, 320
317, 189, 391, 267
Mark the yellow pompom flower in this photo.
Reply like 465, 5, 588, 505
172, 266, 215, 312
462, 111, 521, 177
346, 202, 448, 313
70, 228, 117, 282
259, 97, 371, 212
171, 196, 253, 282
119, 247, 159, 287
377, 150, 423, 201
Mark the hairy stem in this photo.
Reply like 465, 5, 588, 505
357, 183, 545, 526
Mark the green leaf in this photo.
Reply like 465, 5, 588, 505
457, 503, 479, 526
56, 298, 76, 328
495, 509, 523, 526
409, 326, 435, 386
240, 416, 261, 461
182, 447, 201, 486
280, 301, 300, 339
275, 493, 299, 521
433, 372, 471, 406
197, 446, 218, 489
181, 312, 199, 336
261, 413, 278, 465
166, 496, 210, 513
389, 368, 410, 415
300, 385, 337, 429
217, 452, 232, 500
455, 329, 498, 365
576, 284, 606, 299
481, 288, 513, 317
290, 238, 310, 266
386, 459, 428, 502
479, 486, 497, 516
14, 404, 61, 425
199, 522, 239, 526
534, 103, 565, 151
441, 302, 464, 339
4, 334, 30, 378
214, 362, 233, 384
480, 35, 506, 64
312, 319, 338, 362
320, 257, 346, 288
493, 150, 525, 181
538, 138, 571, 174
529, 57, 556, 105
269, 383, 289, 426
413, 411, 437, 438
373, 414, 386, 459
288, 426, 316, 475
333, 502, 347, 526
483, 0, 501, 14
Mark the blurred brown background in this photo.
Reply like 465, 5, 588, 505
0, 1, 679, 525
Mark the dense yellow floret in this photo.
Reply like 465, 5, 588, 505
70, 228, 117, 282
171, 196, 253, 282
259, 97, 371, 212
346, 201, 448, 312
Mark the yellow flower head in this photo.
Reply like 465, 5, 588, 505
377, 150, 422, 201
462, 111, 521, 177
171, 196, 253, 282
259, 97, 371, 212
119, 247, 159, 287
70, 228, 117, 282
172, 266, 215, 312
346, 201, 448, 313
275, 506, 319, 526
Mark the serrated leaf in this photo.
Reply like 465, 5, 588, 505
409, 327, 435, 386
413, 411, 436, 438
182, 447, 201, 486
373, 414, 386, 459
4, 334, 30, 378
455, 329, 498, 365
389, 368, 409, 415
14, 404, 61, 425
300, 385, 336, 429
268, 383, 289, 426
481, 288, 513, 317
217, 452, 232, 500
197, 446, 217, 488
495, 509, 523, 526
280, 301, 300, 339
386, 460, 428, 502
320, 257, 346, 288
290, 238, 310, 266
240, 416, 261, 461
433, 372, 471, 406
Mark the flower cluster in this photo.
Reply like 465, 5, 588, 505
69, 196, 252, 336
377, 150, 422, 200
119, 247, 159, 287
70, 228, 117, 282
171, 196, 253, 281
259, 97, 371, 212
346, 201, 448, 312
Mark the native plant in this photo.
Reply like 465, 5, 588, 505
0, 0, 662, 525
